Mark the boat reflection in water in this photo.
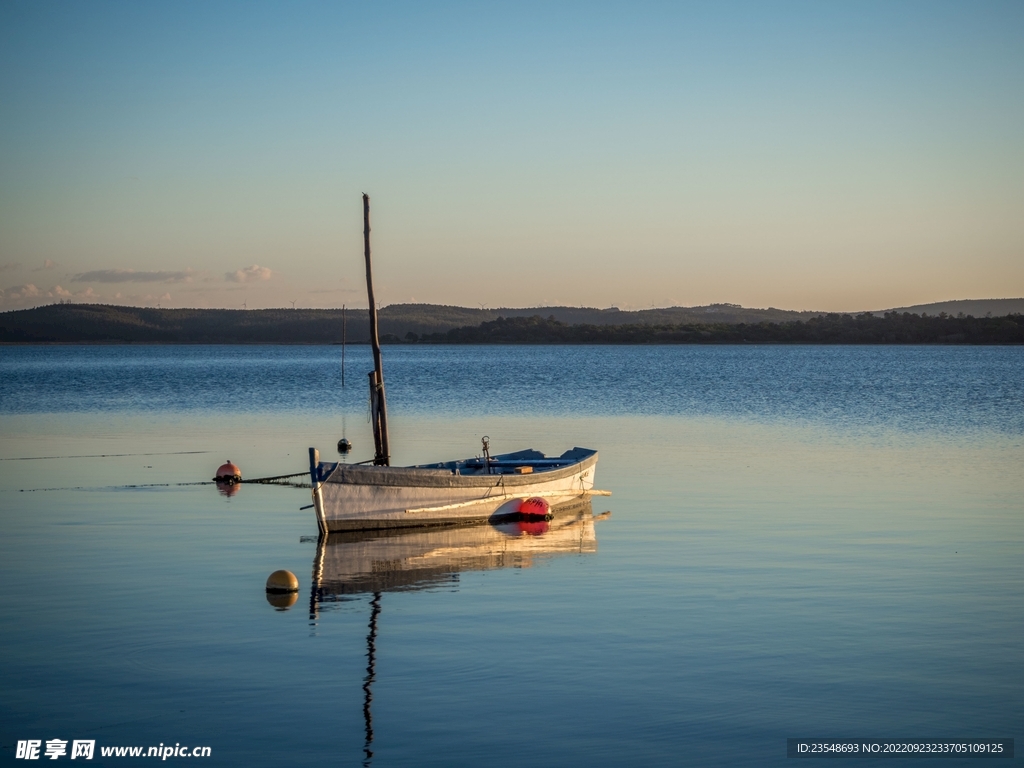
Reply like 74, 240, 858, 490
310, 496, 601, 606
306, 496, 608, 765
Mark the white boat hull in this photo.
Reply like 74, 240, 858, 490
311, 447, 599, 532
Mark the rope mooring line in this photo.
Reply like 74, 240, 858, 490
17, 471, 311, 493
18, 481, 211, 493
1, 450, 212, 462
241, 472, 309, 484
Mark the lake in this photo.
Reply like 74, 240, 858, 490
1, 345, 1021, 766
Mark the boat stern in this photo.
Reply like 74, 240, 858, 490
309, 447, 329, 535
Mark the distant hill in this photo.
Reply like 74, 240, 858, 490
1, 301, 1021, 344
0, 305, 353, 344
0, 302, 823, 343
878, 299, 1024, 317
382, 302, 821, 334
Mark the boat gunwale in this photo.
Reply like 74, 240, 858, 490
319, 449, 598, 489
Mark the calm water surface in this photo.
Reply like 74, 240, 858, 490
1, 346, 1022, 766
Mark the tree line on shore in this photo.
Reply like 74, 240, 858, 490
404, 312, 1024, 345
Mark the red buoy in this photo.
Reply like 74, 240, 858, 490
518, 497, 550, 518
214, 460, 242, 483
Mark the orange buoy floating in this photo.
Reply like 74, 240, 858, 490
518, 497, 550, 518
214, 461, 242, 497
213, 460, 242, 483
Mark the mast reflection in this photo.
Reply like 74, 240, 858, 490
362, 592, 380, 766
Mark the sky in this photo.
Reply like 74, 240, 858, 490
1, 1, 1022, 312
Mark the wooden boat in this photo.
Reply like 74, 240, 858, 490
308, 195, 605, 533
310, 444, 599, 532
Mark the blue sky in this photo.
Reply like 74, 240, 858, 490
1, 1, 1022, 311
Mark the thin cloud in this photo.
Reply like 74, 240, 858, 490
0, 283, 102, 307
3, 284, 41, 299
72, 269, 194, 283
112, 291, 170, 303
0, 263, 21, 273
47, 285, 98, 300
33, 259, 58, 272
226, 265, 272, 283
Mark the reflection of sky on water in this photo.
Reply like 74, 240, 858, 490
0, 346, 1022, 766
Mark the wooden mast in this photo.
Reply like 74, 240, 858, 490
363, 194, 390, 466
